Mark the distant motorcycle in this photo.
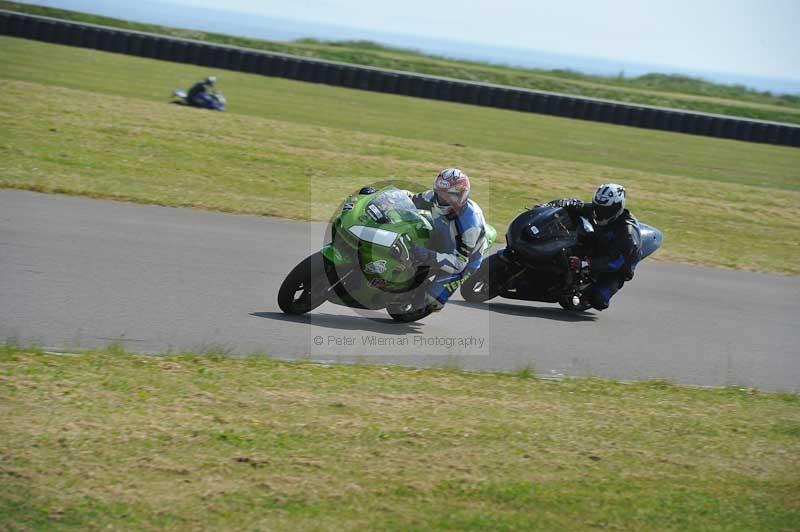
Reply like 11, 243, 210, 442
171, 88, 226, 111
460, 205, 662, 310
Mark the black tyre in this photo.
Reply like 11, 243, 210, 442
277, 252, 330, 314
387, 302, 434, 322
460, 253, 504, 303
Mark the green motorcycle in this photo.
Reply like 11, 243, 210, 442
278, 185, 496, 322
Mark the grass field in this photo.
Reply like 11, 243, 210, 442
1, 346, 798, 530
2, 37, 799, 274
2, 0, 800, 125
2, 21, 799, 532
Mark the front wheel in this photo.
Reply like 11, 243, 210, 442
277, 252, 330, 314
460, 253, 504, 303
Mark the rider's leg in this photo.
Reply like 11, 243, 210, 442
426, 273, 461, 310
426, 255, 482, 311
589, 272, 625, 310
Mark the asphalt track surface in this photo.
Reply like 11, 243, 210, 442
2, 189, 798, 391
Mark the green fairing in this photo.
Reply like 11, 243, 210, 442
485, 224, 497, 247
330, 187, 434, 294
321, 244, 347, 265
314, 186, 497, 308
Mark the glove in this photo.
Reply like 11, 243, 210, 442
413, 246, 437, 266
550, 198, 584, 209
568, 256, 591, 273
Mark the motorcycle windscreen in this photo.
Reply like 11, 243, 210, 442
364, 189, 418, 224
507, 207, 578, 263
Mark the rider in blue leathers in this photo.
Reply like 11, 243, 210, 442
545, 183, 641, 310
407, 169, 489, 311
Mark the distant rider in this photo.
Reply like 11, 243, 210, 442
187, 76, 217, 108
406, 168, 489, 311
544, 183, 641, 311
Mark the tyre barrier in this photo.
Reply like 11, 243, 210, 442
2, 10, 798, 147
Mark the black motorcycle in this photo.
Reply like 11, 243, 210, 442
460, 205, 662, 310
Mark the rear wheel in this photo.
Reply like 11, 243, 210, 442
460, 253, 504, 303
277, 252, 330, 314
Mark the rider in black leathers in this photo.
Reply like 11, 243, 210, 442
545, 183, 641, 310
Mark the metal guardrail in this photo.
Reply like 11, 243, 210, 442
2, 10, 798, 147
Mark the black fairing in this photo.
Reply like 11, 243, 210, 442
506, 206, 579, 265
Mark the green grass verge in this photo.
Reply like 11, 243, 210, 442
2, 37, 799, 274
1, 346, 798, 530
1, 0, 799, 124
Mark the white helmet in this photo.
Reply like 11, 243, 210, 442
206, 76, 217, 84
432, 168, 470, 218
592, 183, 626, 226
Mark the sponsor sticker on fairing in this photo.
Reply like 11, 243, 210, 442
364, 260, 388, 274
368, 278, 388, 288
